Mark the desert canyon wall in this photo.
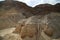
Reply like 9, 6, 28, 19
0, 0, 60, 40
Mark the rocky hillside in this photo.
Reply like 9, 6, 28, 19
0, 1, 34, 30
33, 3, 60, 15
0, 0, 60, 40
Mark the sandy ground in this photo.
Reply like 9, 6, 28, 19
0, 28, 15, 36
0, 28, 60, 40
0, 28, 22, 40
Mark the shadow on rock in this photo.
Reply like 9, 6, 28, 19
0, 36, 4, 40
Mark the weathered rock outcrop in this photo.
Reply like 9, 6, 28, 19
44, 12, 60, 39
13, 16, 42, 40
